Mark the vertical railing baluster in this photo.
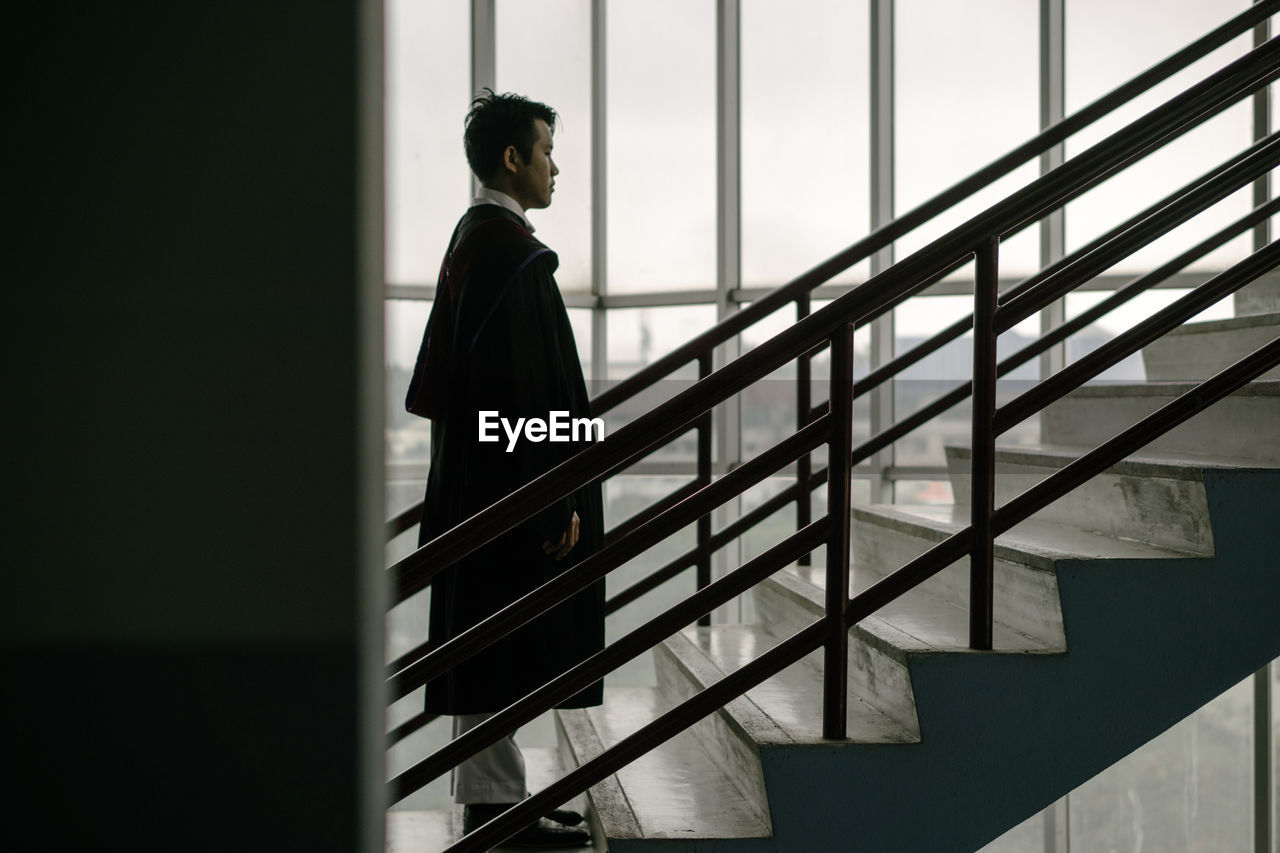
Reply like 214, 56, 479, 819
696, 351, 713, 627
823, 322, 854, 740
796, 294, 813, 565
970, 235, 1000, 650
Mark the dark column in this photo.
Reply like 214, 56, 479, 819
4, 3, 378, 850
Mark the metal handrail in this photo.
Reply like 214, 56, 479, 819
588, 0, 1277, 417
452, 330, 1280, 851
385, 13, 1280, 714
394, 44, 1274, 804
997, 239, 1280, 432
390, 32, 1280, 606
385, 0, 1278, 547
844, 335, 1280, 633
389, 520, 830, 798
389, 14, 1280, 737
389, 417, 831, 698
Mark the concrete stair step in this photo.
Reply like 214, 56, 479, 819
1040, 379, 1280, 461
1235, 272, 1280, 316
1142, 312, 1280, 381
667, 624, 918, 747
556, 686, 773, 849
386, 810, 453, 853
753, 539, 1067, 741
557, 468, 1278, 851
942, 443, 1274, 555
846, 502, 1203, 650
752, 566, 923, 737
386, 747, 595, 852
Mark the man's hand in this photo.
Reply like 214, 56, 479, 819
542, 511, 580, 561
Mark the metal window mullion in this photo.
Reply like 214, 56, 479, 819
1252, 8, 1273, 853
591, 0, 607, 391
1040, 6, 1068, 848
470, 0, 496, 198
1039, 0, 1066, 382
870, 0, 895, 504
1245, 3, 1275, 319
714, 0, 743, 623
1257, 664, 1274, 853
1251, 14, 1276, 853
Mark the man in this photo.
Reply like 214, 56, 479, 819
405, 90, 603, 848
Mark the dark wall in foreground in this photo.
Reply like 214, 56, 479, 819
4, 3, 376, 849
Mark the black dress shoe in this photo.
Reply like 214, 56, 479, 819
547, 807, 584, 826
462, 803, 591, 848
500, 817, 591, 849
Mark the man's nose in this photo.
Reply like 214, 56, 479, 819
551, 159, 559, 176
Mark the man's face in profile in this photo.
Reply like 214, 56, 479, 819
510, 118, 558, 210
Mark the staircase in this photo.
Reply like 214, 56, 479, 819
552, 302, 1280, 852
384, 7, 1280, 849
387, 311, 1279, 852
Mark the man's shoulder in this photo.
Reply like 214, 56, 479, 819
454, 206, 557, 282
457, 205, 541, 252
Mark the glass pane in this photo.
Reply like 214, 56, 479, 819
740, 477, 802, 563
741, 0, 871, 288
386, 299, 433, 467
892, 294, 1040, 468
606, 304, 717, 377
496, 0, 593, 292
607, 0, 716, 293
605, 305, 717, 466
567, 307, 594, 383
604, 475, 699, 686
1068, 674, 1253, 851
1064, 288, 1235, 382
1065, 0, 1253, 277
895, 0, 1041, 278
1273, 659, 1278, 851
385, 0, 471, 285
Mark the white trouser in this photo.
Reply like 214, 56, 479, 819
451, 713, 527, 804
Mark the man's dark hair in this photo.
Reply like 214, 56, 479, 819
463, 89, 558, 182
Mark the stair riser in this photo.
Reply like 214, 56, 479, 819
945, 451, 1214, 555
851, 519, 1066, 649
1042, 392, 1280, 461
1235, 274, 1280, 315
1142, 324, 1280, 381
652, 642, 773, 831
555, 709, 635, 847
753, 575, 920, 736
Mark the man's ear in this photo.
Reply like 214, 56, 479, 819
501, 144, 522, 174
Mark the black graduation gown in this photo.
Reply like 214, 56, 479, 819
407, 204, 605, 715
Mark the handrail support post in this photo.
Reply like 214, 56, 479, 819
697, 353, 714, 627
970, 237, 1000, 650
823, 322, 854, 740
796, 294, 813, 565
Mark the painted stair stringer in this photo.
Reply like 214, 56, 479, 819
559, 467, 1280, 851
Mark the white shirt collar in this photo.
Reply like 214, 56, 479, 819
471, 186, 534, 232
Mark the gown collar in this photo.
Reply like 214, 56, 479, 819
471, 186, 535, 232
